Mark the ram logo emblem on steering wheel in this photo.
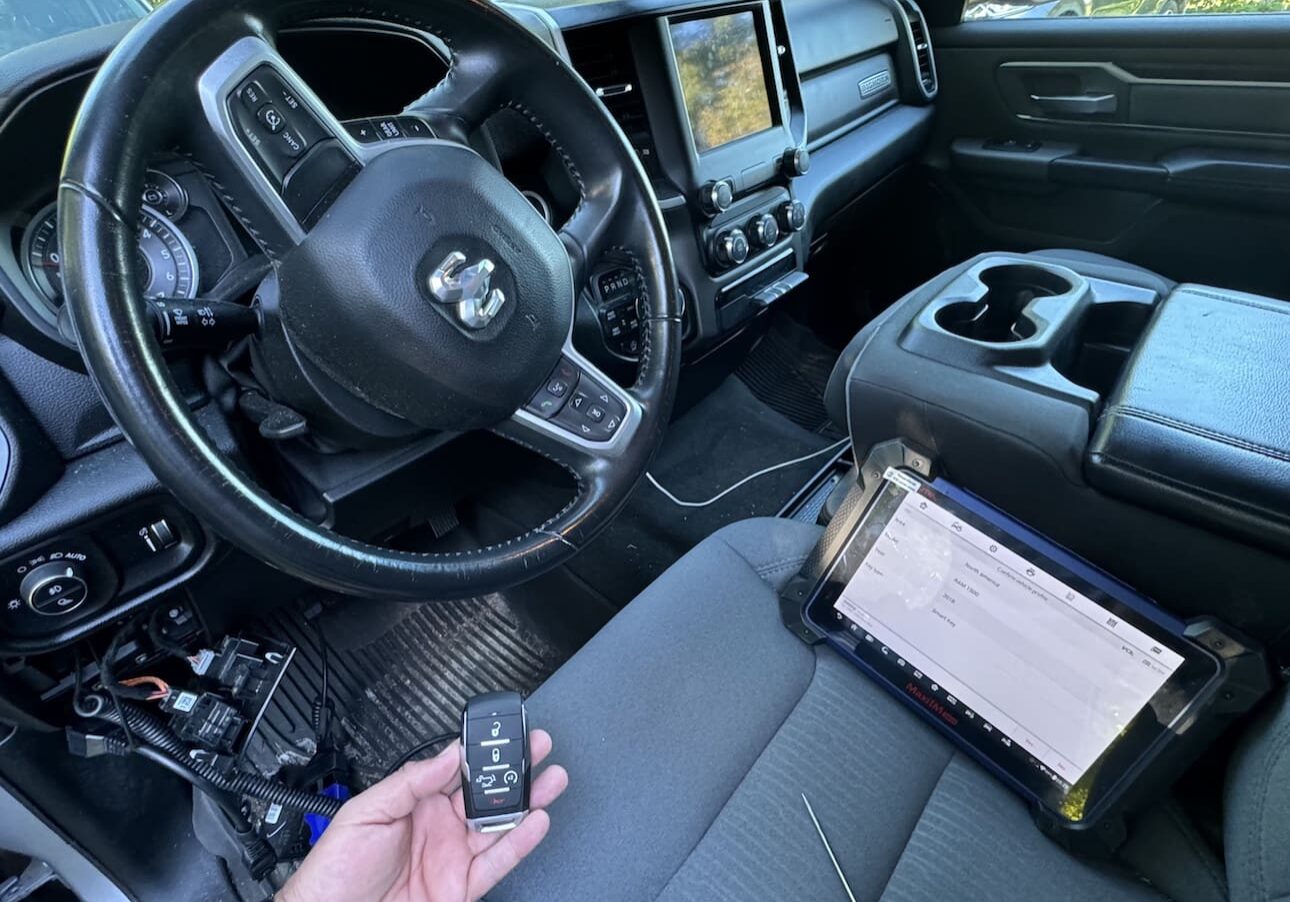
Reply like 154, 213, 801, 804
427, 251, 507, 329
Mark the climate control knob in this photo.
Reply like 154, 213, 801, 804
778, 200, 807, 233
748, 213, 780, 249
21, 561, 90, 616
713, 228, 750, 267
699, 179, 735, 216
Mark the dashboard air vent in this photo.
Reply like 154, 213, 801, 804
563, 24, 662, 178
897, 0, 938, 101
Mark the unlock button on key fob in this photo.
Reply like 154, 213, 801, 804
460, 691, 530, 832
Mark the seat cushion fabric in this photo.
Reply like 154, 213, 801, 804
1225, 689, 1290, 902
496, 518, 1178, 902
492, 518, 824, 902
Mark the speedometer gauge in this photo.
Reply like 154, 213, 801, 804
20, 202, 199, 310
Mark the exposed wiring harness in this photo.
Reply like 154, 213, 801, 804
80, 732, 277, 880
87, 696, 345, 819
646, 438, 849, 508
120, 675, 171, 701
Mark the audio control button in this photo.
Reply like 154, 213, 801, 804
699, 179, 734, 216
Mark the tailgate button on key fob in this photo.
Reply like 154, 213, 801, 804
461, 691, 530, 833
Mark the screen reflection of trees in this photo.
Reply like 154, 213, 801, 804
672, 12, 773, 153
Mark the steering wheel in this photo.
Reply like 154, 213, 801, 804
57, 0, 681, 599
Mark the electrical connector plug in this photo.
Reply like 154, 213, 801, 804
65, 728, 127, 759
159, 690, 246, 754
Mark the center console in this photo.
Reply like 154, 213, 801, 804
829, 250, 1290, 659
563, 0, 814, 365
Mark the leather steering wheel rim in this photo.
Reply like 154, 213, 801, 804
58, 0, 682, 600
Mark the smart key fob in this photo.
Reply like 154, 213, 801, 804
460, 691, 530, 832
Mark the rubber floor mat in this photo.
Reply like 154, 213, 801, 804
736, 314, 843, 436
252, 595, 561, 783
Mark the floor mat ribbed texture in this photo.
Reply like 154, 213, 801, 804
736, 315, 843, 437
253, 595, 561, 782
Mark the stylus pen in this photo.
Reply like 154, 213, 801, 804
801, 793, 858, 902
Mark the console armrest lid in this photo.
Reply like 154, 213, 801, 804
1088, 284, 1290, 555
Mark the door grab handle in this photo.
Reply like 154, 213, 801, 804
1029, 93, 1118, 115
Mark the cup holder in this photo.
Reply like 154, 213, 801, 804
934, 264, 1075, 343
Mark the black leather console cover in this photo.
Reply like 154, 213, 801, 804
1089, 285, 1290, 555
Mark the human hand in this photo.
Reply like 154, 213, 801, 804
278, 730, 568, 902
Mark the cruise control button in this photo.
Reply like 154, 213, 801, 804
397, 116, 432, 138
258, 105, 286, 134
239, 80, 267, 111
345, 119, 380, 143
277, 128, 307, 157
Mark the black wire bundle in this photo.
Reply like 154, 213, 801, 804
92, 699, 344, 818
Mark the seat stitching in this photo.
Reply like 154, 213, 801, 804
1251, 719, 1290, 902
1175, 286, 1290, 316
754, 554, 812, 579
719, 535, 809, 588
874, 750, 960, 901
651, 658, 820, 901
651, 538, 820, 901
1107, 406, 1290, 465
1162, 801, 1226, 900
1092, 451, 1290, 528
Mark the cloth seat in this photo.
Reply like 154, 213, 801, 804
494, 517, 1288, 901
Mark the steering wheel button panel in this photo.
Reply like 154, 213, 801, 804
345, 119, 381, 144
397, 116, 432, 139
257, 105, 286, 133
526, 357, 582, 419
553, 374, 627, 441
372, 117, 404, 140
238, 79, 267, 110
230, 66, 336, 186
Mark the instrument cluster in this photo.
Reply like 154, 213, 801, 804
2, 162, 249, 351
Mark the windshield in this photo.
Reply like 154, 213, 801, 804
0, 0, 152, 60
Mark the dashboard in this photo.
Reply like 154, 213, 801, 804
0, 0, 937, 661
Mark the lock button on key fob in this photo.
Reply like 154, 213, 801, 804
460, 691, 530, 832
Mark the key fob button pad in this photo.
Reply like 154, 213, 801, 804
460, 691, 530, 832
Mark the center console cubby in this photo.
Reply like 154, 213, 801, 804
832, 250, 1290, 654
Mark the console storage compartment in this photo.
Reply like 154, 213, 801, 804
1088, 284, 1290, 554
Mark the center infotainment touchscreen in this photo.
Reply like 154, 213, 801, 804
804, 468, 1236, 833
669, 11, 774, 153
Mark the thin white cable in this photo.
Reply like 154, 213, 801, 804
646, 438, 849, 509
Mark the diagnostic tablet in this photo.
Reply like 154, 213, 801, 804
803, 467, 1269, 850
